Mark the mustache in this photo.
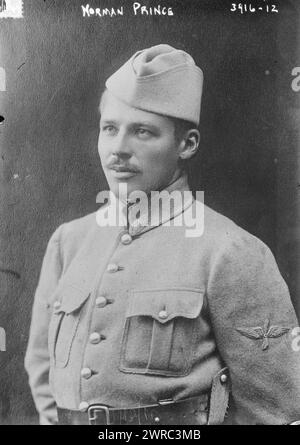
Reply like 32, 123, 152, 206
106, 161, 141, 173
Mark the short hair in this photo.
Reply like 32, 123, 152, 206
170, 117, 199, 145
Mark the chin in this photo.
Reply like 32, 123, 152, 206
108, 181, 140, 199
106, 172, 138, 190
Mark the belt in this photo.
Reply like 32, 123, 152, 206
57, 394, 209, 425
57, 367, 230, 426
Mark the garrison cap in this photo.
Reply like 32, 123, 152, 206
105, 44, 203, 125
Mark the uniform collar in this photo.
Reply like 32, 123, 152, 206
96, 173, 194, 237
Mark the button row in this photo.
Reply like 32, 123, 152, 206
54, 233, 133, 316
61, 230, 133, 416
106, 231, 132, 277
80, 331, 106, 380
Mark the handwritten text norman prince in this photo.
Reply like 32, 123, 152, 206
81, 3, 174, 17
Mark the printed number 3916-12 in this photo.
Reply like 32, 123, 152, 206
230, 3, 279, 13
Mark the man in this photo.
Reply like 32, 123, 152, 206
25, 44, 300, 425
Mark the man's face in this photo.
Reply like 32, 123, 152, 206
98, 91, 182, 199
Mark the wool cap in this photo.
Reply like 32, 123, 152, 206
105, 44, 203, 125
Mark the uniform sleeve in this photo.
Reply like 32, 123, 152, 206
24, 225, 64, 425
207, 232, 300, 425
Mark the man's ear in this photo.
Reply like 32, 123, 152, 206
178, 129, 200, 160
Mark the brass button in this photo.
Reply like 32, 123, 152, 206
154, 416, 160, 423
53, 301, 61, 311
220, 374, 228, 384
107, 263, 119, 273
89, 332, 101, 344
95, 296, 107, 308
158, 310, 168, 320
81, 368, 92, 379
121, 233, 132, 245
78, 401, 89, 412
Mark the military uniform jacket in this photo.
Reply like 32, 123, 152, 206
25, 176, 300, 425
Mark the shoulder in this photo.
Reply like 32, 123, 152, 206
198, 202, 274, 264
51, 211, 98, 251
60, 211, 98, 237
47, 211, 101, 269
204, 205, 292, 319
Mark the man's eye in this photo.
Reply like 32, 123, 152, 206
136, 128, 152, 138
102, 125, 117, 135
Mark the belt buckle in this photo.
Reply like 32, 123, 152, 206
88, 405, 111, 425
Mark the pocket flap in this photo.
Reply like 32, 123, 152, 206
127, 288, 204, 324
55, 284, 90, 314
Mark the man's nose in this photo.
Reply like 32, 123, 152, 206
112, 130, 132, 158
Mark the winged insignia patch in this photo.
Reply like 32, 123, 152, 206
236, 319, 290, 351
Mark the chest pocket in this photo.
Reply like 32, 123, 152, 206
48, 285, 90, 368
119, 288, 204, 377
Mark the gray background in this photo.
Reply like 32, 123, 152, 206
0, 0, 299, 424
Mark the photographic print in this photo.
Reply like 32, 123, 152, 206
0, 0, 299, 426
